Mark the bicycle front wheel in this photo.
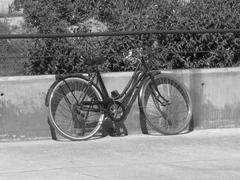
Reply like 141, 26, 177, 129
141, 74, 192, 135
48, 76, 104, 140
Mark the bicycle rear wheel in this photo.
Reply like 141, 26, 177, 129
48, 76, 104, 140
140, 74, 192, 135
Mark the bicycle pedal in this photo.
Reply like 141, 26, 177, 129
111, 90, 120, 98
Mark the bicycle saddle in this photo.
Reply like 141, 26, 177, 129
85, 56, 106, 66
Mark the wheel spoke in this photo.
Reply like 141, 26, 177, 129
141, 76, 192, 135
49, 77, 104, 141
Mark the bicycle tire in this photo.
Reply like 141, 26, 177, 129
140, 74, 192, 135
48, 76, 104, 140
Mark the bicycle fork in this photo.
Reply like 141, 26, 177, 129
148, 75, 174, 126
148, 74, 170, 106
138, 74, 172, 125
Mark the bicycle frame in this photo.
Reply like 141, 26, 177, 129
81, 57, 165, 120
97, 65, 147, 115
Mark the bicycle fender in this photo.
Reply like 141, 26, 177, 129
138, 72, 186, 107
137, 70, 162, 108
45, 74, 88, 107
137, 71, 162, 134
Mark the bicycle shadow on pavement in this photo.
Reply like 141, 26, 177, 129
47, 117, 128, 141
101, 118, 128, 137
139, 108, 194, 136
47, 118, 105, 141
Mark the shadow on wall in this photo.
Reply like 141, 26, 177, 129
195, 100, 240, 129
0, 93, 49, 140
187, 69, 240, 129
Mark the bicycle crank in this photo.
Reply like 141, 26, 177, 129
107, 101, 126, 122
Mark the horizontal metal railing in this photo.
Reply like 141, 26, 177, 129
1, 29, 240, 39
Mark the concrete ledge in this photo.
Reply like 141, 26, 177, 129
0, 75, 55, 141
1, 67, 240, 141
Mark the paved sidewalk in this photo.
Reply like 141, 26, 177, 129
1, 128, 240, 180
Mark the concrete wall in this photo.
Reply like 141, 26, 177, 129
169, 67, 240, 129
0, 75, 55, 141
0, 67, 240, 141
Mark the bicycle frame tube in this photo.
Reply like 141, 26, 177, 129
78, 70, 111, 112
114, 64, 143, 99
120, 72, 148, 115
95, 70, 110, 99
110, 62, 149, 115
87, 63, 149, 116
79, 57, 167, 118
93, 64, 145, 101
78, 68, 113, 113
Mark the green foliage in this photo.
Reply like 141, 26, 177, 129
158, 0, 240, 69
0, 22, 28, 75
22, 0, 240, 74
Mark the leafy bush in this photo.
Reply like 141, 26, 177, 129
21, 0, 240, 74
156, 0, 240, 69
0, 22, 28, 75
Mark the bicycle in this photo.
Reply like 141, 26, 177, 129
45, 48, 193, 141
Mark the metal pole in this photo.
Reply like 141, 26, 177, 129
0, 29, 240, 39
